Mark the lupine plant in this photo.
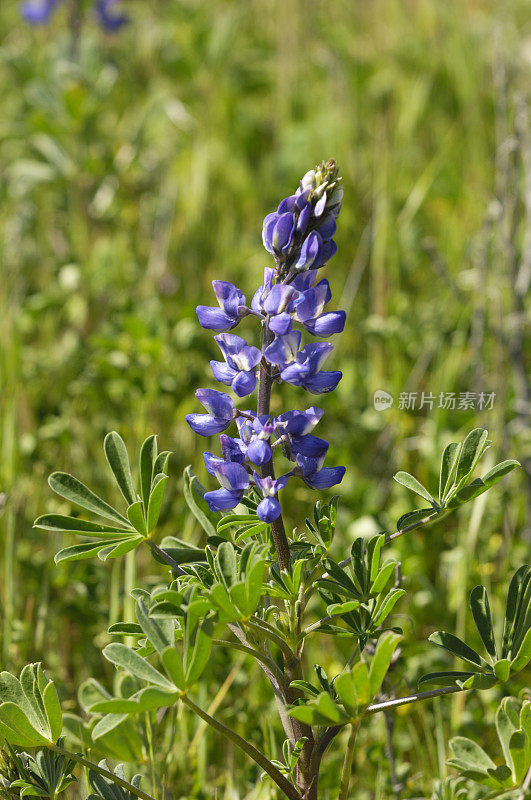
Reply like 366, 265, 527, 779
0, 161, 528, 799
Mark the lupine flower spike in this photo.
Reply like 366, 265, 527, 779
188, 160, 346, 524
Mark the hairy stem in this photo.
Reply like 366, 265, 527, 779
181, 695, 302, 800
49, 743, 156, 800
257, 324, 291, 571
338, 722, 360, 800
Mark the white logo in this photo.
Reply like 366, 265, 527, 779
373, 390, 394, 410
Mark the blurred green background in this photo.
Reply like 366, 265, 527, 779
0, 0, 529, 797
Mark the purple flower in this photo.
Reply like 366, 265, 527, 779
203, 434, 246, 475
20, 0, 57, 23
304, 311, 346, 337
297, 455, 346, 490
290, 434, 329, 459
186, 389, 234, 436
211, 334, 261, 398
293, 231, 323, 272
263, 330, 302, 367
264, 336, 342, 394
253, 473, 289, 522
280, 342, 342, 394
197, 281, 247, 332
94, 0, 128, 31
204, 462, 250, 512
263, 212, 295, 256
236, 415, 275, 466
275, 407, 324, 436
251, 268, 275, 314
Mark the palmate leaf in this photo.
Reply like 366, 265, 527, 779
288, 633, 401, 726
0, 664, 62, 747
91, 595, 213, 724
35, 433, 173, 564
394, 429, 519, 530
421, 567, 531, 690
87, 762, 143, 800
447, 698, 531, 790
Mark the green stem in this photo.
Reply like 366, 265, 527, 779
180, 695, 302, 800
247, 617, 298, 662
211, 637, 285, 685
49, 743, 156, 800
338, 722, 359, 800
364, 685, 463, 716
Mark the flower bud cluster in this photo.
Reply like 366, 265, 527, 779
187, 161, 346, 524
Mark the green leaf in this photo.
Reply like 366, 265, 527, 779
97, 537, 143, 561
147, 475, 167, 533
104, 432, 136, 506
493, 659, 511, 682
102, 644, 175, 690
502, 566, 531, 659
135, 599, 173, 655
139, 435, 157, 508
34, 514, 130, 536
90, 687, 178, 715
370, 562, 395, 595
157, 536, 207, 566
396, 508, 438, 530
216, 542, 238, 589
48, 473, 129, 526
54, 538, 131, 564
334, 673, 358, 717
393, 471, 436, 505
449, 736, 495, 773
482, 459, 520, 489
184, 618, 212, 686
108, 623, 143, 635
0, 703, 50, 747
428, 631, 490, 670
470, 585, 497, 659
455, 429, 488, 486
439, 442, 461, 503
42, 679, 62, 741
372, 588, 405, 627
160, 647, 185, 692
510, 627, 531, 673
127, 501, 146, 536
350, 661, 371, 707
496, 698, 520, 772
183, 466, 218, 537
369, 632, 401, 697
418, 671, 475, 688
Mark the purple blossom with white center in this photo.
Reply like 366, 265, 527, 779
204, 462, 250, 512
186, 389, 234, 436
236, 415, 275, 466
197, 281, 247, 332
210, 334, 262, 397
253, 473, 289, 522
